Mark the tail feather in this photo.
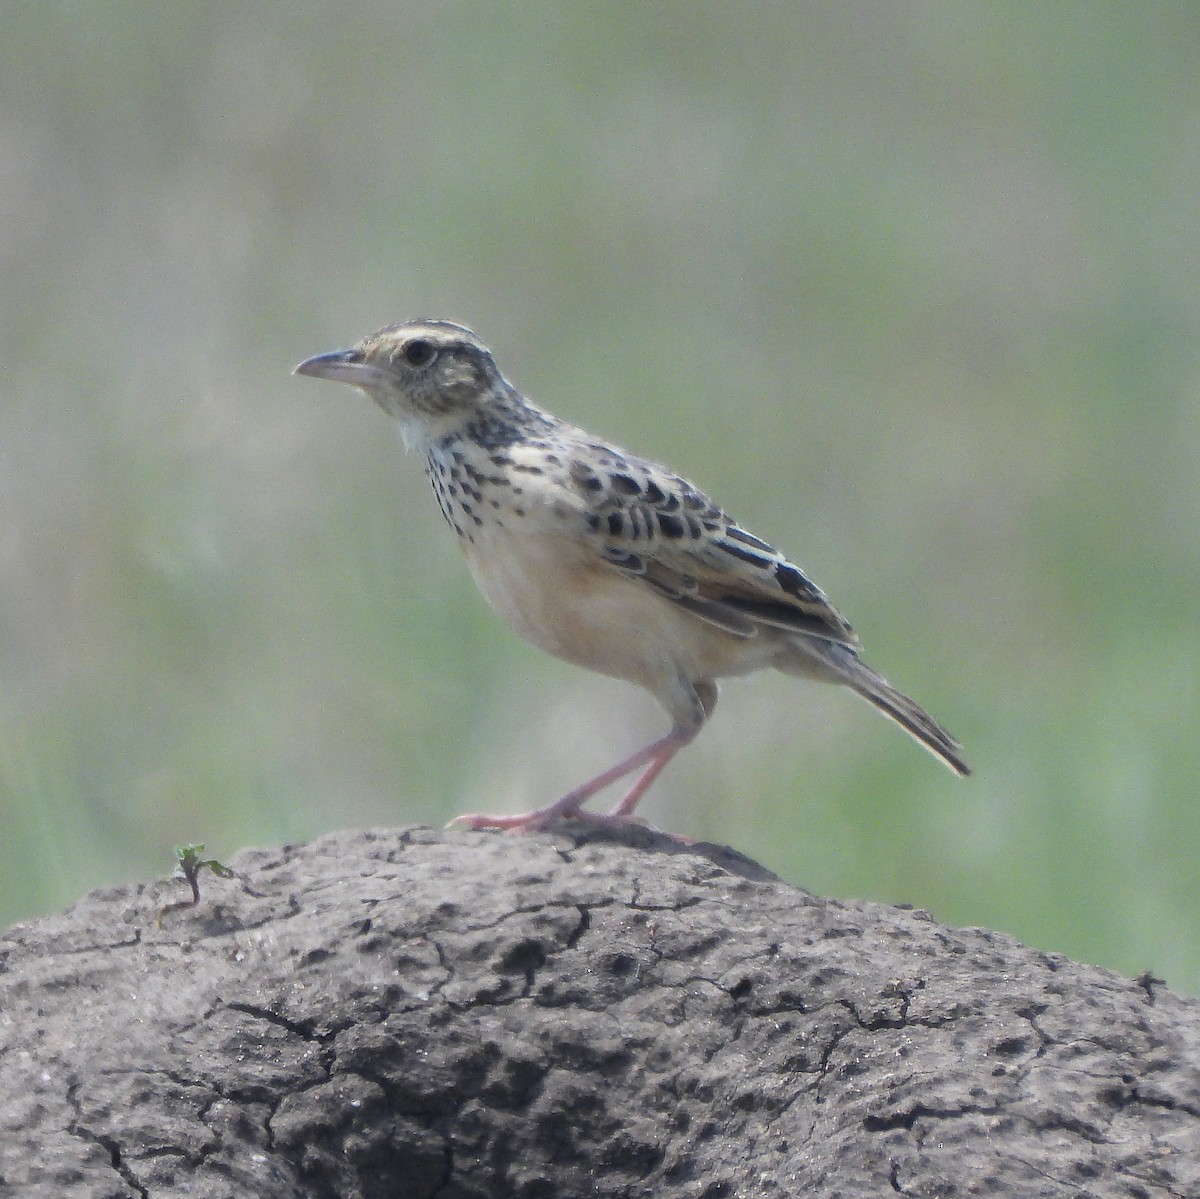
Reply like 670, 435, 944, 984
854, 672, 970, 776
782, 640, 970, 776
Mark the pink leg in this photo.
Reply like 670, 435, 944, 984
450, 729, 686, 831
451, 681, 718, 833
607, 741, 685, 818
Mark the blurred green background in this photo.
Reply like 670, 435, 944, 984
2, 4, 1198, 993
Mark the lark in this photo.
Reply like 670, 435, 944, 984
295, 319, 968, 830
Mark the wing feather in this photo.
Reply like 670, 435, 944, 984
568, 445, 858, 647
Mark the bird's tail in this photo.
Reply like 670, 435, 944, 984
781, 640, 970, 776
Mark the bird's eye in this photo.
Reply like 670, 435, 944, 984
402, 339, 436, 367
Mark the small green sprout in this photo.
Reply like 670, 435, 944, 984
157, 844, 235, 925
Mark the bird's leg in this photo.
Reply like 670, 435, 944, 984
450, 732, 681, 831
451, 681, 717, 832
605, 740, 686, 818
606, 679, 717, 820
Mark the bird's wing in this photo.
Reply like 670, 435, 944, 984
558, 440, 859, 648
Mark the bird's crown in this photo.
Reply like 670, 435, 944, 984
365, 318, 490, 367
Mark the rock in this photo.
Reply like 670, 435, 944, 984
1, 825, 1197, 1197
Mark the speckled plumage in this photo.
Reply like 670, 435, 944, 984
295, 319, 968, 830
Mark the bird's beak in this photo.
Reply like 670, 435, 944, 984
293, 349, 394, 389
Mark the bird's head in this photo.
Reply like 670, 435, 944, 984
294, 319, 506, 448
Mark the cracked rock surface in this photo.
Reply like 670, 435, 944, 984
1, 824, 1198, 1198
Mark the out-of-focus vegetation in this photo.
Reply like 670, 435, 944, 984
2, 4, 1198, 992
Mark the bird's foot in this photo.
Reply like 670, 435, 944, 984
448, 804, 697, 842
448, 804, 644, 833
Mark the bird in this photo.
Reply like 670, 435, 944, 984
294, 319, 969, 831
